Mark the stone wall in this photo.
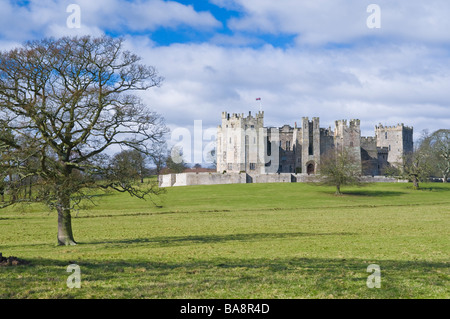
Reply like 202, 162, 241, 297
159, 172, 247, 187
159, 172, 407, 187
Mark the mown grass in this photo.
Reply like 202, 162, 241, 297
0, 182, 449, 299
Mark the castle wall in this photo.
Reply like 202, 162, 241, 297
377, 147, 389, 175
159, 172, 247, 187
159, 172, 408, 187
250, 173, 294, 183
361, 137, 378, 176
278, 125, 297, 173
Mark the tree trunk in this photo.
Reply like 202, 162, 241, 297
412, 176, 420, 190
57, 193, 77, 246
335, 184, 341, 195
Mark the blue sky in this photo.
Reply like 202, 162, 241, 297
1, 0, 450, 162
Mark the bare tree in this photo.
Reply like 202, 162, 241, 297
206, 147, 217, 169
401, 149, 432, 190
318, 147, 363, 195
148, 139, 167, 176
0, 36, 167, 245
421, 129, 450, 183
112, 149, 149, 183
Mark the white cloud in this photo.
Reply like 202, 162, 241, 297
0, 0, 220, 45
123, 38, 450, 143
214, 0, 450, 45
1, 0, 448, 148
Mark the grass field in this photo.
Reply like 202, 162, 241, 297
0, 182, 449, 299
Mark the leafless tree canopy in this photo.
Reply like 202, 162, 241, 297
318, 147, 363, 195
0, 36, 168, 245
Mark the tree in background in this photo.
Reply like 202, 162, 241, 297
206, 147, 217, 169
112, 149, 149, 183
395, 131, 432, 190
148, 140, 168, 176
165, 146, 188, 173
0, 36, 167, 245
318, 147, 363, 195
421, 129, 450, 183
401, 149, 432, 190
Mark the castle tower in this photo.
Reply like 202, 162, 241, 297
334, 119, 362, 173
375, 123, 413, 166
301, 117, 321, 174
216, 111, 265, 173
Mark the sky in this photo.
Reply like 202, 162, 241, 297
1, 0, 449, 163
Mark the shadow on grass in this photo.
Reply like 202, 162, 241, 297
416, 185, 450, 192
341, 190, 407, 197
85, 231, 355, 247
3, 256, 448, 298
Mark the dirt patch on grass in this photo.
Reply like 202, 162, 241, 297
0, 253, 29, 266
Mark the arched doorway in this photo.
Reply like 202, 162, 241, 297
306, 162, 315, 175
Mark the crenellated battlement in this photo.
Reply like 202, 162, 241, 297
335, 119, 360, 128
361, 136, 377, 143
375, 123, 413, 131
221, 111, 264, 121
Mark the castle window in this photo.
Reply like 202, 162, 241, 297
227, 163, 233, 170
385, 132, 388, 139
267, 137, 272, 156
251, 125, 255, 129
250, 163, 256, 170
286, 141, 290, 149
229, 137, 232, 144
389, 145, 391, 151
254, 137, 256, 144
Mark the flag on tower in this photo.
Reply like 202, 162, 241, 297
256, 98, 261, 101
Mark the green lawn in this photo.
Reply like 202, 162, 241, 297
0, 182, 449, 299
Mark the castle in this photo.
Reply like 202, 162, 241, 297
216, 111, 413, 176
158, 111, 413, 187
